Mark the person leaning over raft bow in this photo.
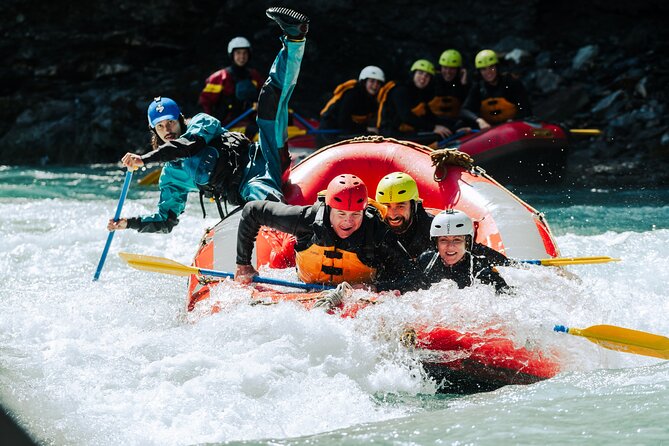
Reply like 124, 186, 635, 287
107, 7, 310, 233
416, 209, 511, 293
234, 174, 420, 292
318, 65, 386, 146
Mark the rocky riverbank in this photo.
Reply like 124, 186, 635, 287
1, 0, 667, 187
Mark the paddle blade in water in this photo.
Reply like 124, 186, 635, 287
118, 252, 197, 277
555, 324, 669, 360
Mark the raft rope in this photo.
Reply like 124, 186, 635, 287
313, 281, 353, 310
430, 148, 475, 181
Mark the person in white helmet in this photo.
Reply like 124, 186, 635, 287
416, 209, 510, 292
318, 65, 386, 145
198, 36, 265, 128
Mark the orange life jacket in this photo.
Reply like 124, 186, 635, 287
296, 244, 376, 285
376, 81, 397, 128
320, 79, 358, 116
428, 95, 462, 119
480, 96, 518, 124
294, 203, 377, 285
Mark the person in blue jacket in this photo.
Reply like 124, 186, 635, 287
107, 7, 310, 233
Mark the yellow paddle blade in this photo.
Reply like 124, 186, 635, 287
569, 129, 602, 136
567, 325, 669, 360
137, 168, 162, 186
118, 252, 197, 277
539, 256, 620, 266
287, 125, 308, 139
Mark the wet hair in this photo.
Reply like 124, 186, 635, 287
149, 114, 187, 149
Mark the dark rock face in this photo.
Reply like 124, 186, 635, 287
1, 0, 668, 186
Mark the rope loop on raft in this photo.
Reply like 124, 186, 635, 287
430, 148, 475, 182
313, 282, 353, 310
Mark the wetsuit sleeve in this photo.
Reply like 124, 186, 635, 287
236, 201, 315, 265
462, 82, 482, 119
472, 243, 511, 267
182, 113, 226, 142
140, 137, 207, 164
126, 211, 179, 234
391, 86, 434, 130
124, 164, 192, 233
475, 266, 510, 294
140, 114, 224, 164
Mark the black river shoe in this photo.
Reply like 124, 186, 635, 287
266, 7, 310, 40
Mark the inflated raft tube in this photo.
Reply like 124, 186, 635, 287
259, 136, 559, 268
453, 120, 570, 185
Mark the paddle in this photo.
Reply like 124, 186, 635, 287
137, 167, 162, 186
569, 128, 602, 136
118, 252, 334, 291
554, 324, 669, 360
93, 169, 133, 281
520, 256, 620, 266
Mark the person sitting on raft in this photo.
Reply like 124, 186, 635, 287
416, 209, 510, 293
318, 65, 386, 146
234, 174, 420, 292
198, 36, 264, 128
376, 59, 453, 146
461, 49, 532, 130
106, 7, 310, 233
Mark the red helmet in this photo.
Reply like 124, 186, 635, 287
325, 174, 368, 211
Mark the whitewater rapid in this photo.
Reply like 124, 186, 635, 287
1, 168, 667, 445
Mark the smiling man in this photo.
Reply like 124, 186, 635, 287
234, 174, 418, 292
374, 172, 434, 261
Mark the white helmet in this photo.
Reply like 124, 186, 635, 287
228, 36, 252, 57
359, 65, 386, 83
430, 209, 474, 238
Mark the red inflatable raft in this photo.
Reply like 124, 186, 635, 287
452, 120, 570, 185
186, 136, 562, 393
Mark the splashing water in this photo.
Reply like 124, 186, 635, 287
1, 166, 668, 445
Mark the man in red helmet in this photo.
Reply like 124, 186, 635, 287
234, 174, 418, 291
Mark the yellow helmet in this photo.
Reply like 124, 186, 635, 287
410, 59, 436, 75
475, 49, 498, 69
375, 172, 420, 203
439, 49, 462, 68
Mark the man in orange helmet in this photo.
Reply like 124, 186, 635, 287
234, 174, 418, 291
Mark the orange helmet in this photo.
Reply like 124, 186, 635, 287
325, 174, 368, 211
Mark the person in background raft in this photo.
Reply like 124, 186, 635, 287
429, 49, 472, 129
198, 36, 264, 134
318, 65, 386, 146
376, 59, 453, 146
374, 172, 434, 261
234, 174, 420, 292
461, 49, 532, 130
107, 7, 310, 233
416, 209, 511, 293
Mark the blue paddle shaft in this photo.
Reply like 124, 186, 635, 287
197, 268, 333, 291
223, 107, 255, 129
93, 170, 133, 281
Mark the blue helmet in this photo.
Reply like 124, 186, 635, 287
147, 96, 181, 127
